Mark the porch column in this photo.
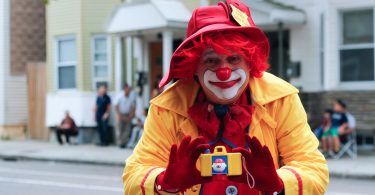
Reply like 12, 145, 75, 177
277, 22, 284, 79
126, 36, 133, 86
115, 35, 123, 92
133, 36, 144, 116
162, 30, 173, 82
142, 38, 150, 106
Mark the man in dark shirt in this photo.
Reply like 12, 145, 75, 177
331, 112, 348, 129
322, 100, 348, 155
94, 85, 111, 146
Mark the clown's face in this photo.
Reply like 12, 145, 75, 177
212, 161, 227, 173
196, 48, 250, 105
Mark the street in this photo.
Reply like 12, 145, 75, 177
0, 159, 123, 195
0, 159, 374, 195
327, 178, 375, 195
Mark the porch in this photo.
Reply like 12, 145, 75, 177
106, 0, 306, 111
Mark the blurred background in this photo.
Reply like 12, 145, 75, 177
0, 0, 374, 194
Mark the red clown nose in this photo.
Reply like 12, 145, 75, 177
216, 68, 232, 81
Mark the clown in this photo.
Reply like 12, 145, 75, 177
123, 1, 328, 195
212, 158, 227, 174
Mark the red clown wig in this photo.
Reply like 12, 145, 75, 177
171, 31, 270, 81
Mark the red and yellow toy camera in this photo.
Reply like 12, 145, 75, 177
199, 146, 242, 177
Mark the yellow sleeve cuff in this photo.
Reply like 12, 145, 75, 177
277, 167, 301, 195
142, 167, 166, 195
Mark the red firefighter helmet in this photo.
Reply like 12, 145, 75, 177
159, 0, 269, 88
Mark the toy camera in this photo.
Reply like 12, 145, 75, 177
199, 146, 242, 177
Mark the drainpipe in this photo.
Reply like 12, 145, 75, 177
277, 21, 284, 79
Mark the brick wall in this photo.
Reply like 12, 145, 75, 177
10, 0, 45, 75
300, 91, 375, 131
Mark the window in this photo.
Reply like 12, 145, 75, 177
92, 36, 111, 89
340, 9, 374, 82
56, 36, 76, 89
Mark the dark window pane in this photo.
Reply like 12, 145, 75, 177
58, 66, 76, 89
340, 48, 374, 81
343, 10, 374, 44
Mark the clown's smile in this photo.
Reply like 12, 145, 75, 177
209, 78, 241, 89
203, 69, 247, 100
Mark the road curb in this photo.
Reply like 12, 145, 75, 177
329, 172, 375, 180
0, 154, 125, 167
2, 153, 375, 180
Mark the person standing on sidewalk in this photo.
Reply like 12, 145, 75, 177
115, 83, 136, 148
94, 85, 111, 146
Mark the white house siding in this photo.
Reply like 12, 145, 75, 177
0, 0, 27, 135
288, 0, 325, 92
0, 0, 8, 125
4, 76, 27, 125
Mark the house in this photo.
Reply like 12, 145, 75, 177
45, 0, 122, 130
278, 0, 375, 147
45, 0, 374, 146
0, 0, 46, 139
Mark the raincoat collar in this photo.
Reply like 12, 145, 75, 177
150, 72, 299, 118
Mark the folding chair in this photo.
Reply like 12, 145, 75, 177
334, 130, 357, 159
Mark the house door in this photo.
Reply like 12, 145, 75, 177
149, 42, 163, 98
265, 30, 290, 80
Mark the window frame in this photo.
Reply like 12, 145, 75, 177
55, 35, 77, 91
91, 35, 112, 90
338, 8, 375, 87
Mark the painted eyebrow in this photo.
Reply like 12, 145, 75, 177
201, 49, 216, 55
201, 55, 220, 62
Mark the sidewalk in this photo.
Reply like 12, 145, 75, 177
327, 150, 375, 180
0, 140, 132, 166
0, 140, 375, 179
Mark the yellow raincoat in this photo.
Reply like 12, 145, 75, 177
122, 73, 329, 195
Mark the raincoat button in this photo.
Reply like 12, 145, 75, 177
225, 185, 238, 195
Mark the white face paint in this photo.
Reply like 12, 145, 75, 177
203, 69, 247, 100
